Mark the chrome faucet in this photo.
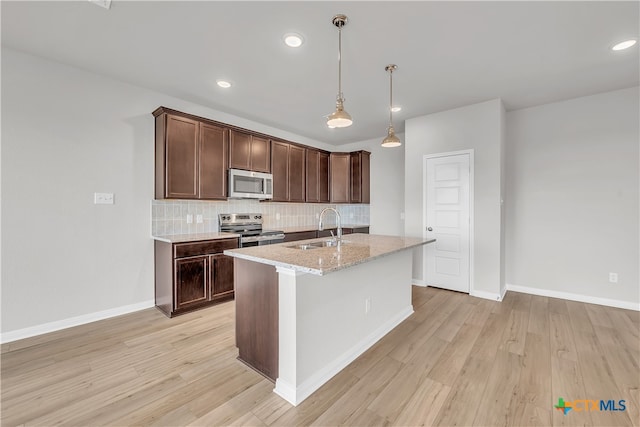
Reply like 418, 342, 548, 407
319, 207, 342, 242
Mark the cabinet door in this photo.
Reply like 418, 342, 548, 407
211, 254, 234, 298
250, 136, 271, 173
288, 145, 306, 202
271, 141, 289, 201
283, 231, 318, 242
166, 115, 199, 199
330, 153, 350, 203
362, 151, 371, 204
175, 256, 209, 311
349, 151, 371, 204
350, 152, 362, 203
319, 152, 330, 203
305, 149, 319, 203
229, 130, 251, 170
199, 123, 228, 199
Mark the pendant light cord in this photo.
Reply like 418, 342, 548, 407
389, 69, 393, 126
338, 25, 343, 100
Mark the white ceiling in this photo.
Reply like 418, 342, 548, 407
2, 1, 638, 145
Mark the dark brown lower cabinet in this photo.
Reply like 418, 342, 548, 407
283, 231, 318, 242
287, 227, 369, 241
211, 254, 234, 296
175, 256, 209, 311
155, 237, 238, 317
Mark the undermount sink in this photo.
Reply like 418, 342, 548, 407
287, 240, 350, 250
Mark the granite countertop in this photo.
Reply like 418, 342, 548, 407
280, 224, 370, 233
153, 232, 241, 243
224, 234, 435, 276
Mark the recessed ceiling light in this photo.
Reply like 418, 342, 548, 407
216, 80, 232, 88
283, 33, 304, 48
391, 106, 402, 113
612, 39, 637, 51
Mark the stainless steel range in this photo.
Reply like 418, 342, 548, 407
219, 213, 285, 247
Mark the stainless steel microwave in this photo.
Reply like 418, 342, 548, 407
228, 168, 273, 199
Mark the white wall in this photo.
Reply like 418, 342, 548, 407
405, 99, 504, 298
505, 87, 639, 308
0, 48, 332, 338
339, 136, 405, 237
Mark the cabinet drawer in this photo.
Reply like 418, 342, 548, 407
174, 239, 238, 258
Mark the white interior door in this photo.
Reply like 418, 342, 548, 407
424, 153, 470, 293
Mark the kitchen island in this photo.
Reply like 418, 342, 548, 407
224, 233, 435, 405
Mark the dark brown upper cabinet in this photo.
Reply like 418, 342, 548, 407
350, 151, 371, 204
153, 107, 367, 204
199, 123, 228, 199
229, 130, 271, 173
329, 151, 370, 204
306, 149, 330, 203
319, 152, 330, 203
330, 153, 351, 203
271, 141, 305, 202
154, 108, 228, 200
289, 145, 305, 202
271, 141, 289, 201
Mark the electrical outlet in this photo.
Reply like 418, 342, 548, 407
365, 297, 371, 314
186, 214, 193, 224
94, 192, 114, 205
609, 272, 618, 283
276, 213, 281, 221
196, 214, 203, 224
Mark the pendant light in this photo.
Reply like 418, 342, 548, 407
326, 14, 353, 128
381, 64, 401, 147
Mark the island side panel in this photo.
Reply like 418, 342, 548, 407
276, 249, 414, 405
234, 258, 279, 381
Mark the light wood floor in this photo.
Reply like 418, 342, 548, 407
2, 287, 638, 426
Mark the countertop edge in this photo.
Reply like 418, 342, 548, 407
152, 232, 241, 243
224, 236, 435, 276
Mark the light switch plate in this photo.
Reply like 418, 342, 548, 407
196, 214, 203, 224
94, 193, 114, 205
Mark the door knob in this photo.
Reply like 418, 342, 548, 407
427, 227, 433, 231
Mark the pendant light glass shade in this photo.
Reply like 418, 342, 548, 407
327, 15, 352, 128
382, 125, 401, 147
381, 64, 401, 147
327, 98, 352, 128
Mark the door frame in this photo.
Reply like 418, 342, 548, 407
422, 149, 475, 294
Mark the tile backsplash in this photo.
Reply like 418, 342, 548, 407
151, 199, 370, 236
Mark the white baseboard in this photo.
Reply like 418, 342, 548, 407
1, 299, 156, 344
469, 289, 503, 301
273, 379, 297, 405
273, 305, 414, 406
412, 278, 428, 287
506, 284, 640, 312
